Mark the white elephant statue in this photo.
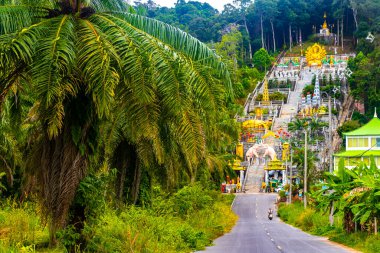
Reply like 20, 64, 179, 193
246, 144, 260, 165
245, 143, 277, 165
263, 146, 277, 160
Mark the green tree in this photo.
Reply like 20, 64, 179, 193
0, 0, 232, 244
253, 0, 279, 52
232, 0, 253, 62
252, 48, 272, 72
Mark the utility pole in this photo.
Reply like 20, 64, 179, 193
328, 95, 333, 173
285, 158, 288, 190
304, 130, 308, 209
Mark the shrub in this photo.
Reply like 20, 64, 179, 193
172, 184, 214, 217
83, 185, 237, 252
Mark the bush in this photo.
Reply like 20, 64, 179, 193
83, 184, 237, 252
279, 203, 380, 253
173, 184, 214, 217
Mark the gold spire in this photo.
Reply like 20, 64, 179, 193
322, 12, 328, 29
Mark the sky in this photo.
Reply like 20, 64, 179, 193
139, 0, 234, 12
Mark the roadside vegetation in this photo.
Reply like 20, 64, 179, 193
0, 184, 237, 252
279, 202, 380, 253
279, 159, 380, 253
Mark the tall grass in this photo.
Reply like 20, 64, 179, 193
278, 202, 380, 253
0, 200, 50, 252
0, 185, 237, 252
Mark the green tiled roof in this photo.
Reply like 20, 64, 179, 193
334, 150, 380, 157
344, 117, 380, 136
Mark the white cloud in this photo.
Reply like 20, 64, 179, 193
138, 0, 234, 12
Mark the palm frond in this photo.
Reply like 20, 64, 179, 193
105, 12, 233, 95
77, 18, 120, 119
32, 15, 76, 138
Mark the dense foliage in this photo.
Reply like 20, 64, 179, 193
312, 159, 380, 234
136, 0, 380, 58
0, 0, 239, 249
278, 202, 380, 253
0, 184, 237, 252
348, 49, 380, 118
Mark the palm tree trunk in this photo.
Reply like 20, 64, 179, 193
131, 163, 142, 204
270, 20, 276, 52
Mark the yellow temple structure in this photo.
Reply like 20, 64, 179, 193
320, 12, 330, 36
262, 78, 270, 106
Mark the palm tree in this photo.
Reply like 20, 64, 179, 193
0, 0, 232, 244
288, 118, 306, 132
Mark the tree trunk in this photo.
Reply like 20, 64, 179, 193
289, 24, 292, 52
341, 19, 344, 50
329, 201, 334, 226
352, 8, 358, 30
352, 7, 358, 45
337, 20, 339, 46
375, 217, 378, 235
344, 210, 355, 233
270, 20, 276, 52
260, 14, 264, 49
131, 163, 142, 204
243, 18, 252, 63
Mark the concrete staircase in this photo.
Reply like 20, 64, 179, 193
243, 163, 265, 193
271, 72, 313, 132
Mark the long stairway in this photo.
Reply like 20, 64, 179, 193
272, 71, 313, 132
243, 69, 315, 192
243, 162, 265, 193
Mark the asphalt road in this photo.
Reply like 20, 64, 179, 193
199, 194, 356, 253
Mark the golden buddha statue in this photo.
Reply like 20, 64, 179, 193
305, 43, 327, 67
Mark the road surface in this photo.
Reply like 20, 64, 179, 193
200, 194, 356, 253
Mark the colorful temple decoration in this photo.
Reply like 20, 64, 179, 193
312, 74, 321, 106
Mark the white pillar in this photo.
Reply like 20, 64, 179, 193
240, 170, 244, 188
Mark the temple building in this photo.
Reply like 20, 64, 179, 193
320, 12, 330, 36
334, 111, 380, 170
